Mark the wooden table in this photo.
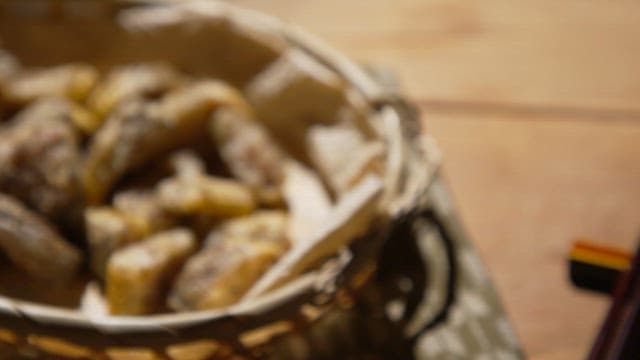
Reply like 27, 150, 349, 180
235, 1, 640, 358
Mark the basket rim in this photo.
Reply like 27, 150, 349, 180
0, 0, 402, 335
0, 271, 321, 332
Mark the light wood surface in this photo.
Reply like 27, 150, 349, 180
234, 1, 640, 358
428, 112, 640, 358
238, 0, 640, 112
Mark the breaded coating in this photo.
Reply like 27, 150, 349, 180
210, 108, 286, 191
168, 212, 289, 311
87, 191, 173, 277
0, 103, 81, 219
81, 80, 247, 203
168, 236, 283, 311
87, 63, 183, 119
2, 64, 98, 105
205, 211, 289, 251
107, 228, 196, 315
85, 207, 145, 278
0, 193, 81, 281
11, 97, 100, 135
113, 190, 175, 235
157, 174, 256, 218
166, 150, 207, 179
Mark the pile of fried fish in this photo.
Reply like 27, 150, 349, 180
0, 48, 387, 316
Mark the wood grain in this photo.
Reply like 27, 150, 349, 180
236, 0, 640, 112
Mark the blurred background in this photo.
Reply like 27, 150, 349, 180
233, 1, 640, 359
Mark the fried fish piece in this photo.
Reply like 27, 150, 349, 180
86, 207, 142, 278
106, 228, 196, 315
160, 150, 257, 223
87, 63, 183, 120
0, 193, 81, 281
117, 150, 208, 192
113, 190, 175, 235
157, 174, 256, 218
11, 97, 99, 136
96, 152, 208, 251
205, 211, 290, 251
166, 150, 207, 179
210, 108, 286, 204
86, 191, 173, 277
167, 235, 283, 311
2, 64, 98, 105
168, 212, 288, 311
0, 103, 82, 220
81, 80, 248, 203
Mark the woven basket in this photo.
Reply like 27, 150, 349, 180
0, 1, 442, 358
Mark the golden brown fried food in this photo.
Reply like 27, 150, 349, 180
0, 103, 81, 219
168, 236, 283, 311
85, 207, 144, 279
205, 211, 290, 251
81, 80, 248, 203
0, 193, 81, 281
0, 51, 374, 316
210, 108, 286, 204
113, 190, 175, 235
2, 64, 98, 105
87, 191, 173, 277
81, 100, 168, 204
106, 228, 196, 315
166, 150, 207, 179
116, 149, 206, 191
86, 152, 201, 275
11, 97, 99, 136
158, 174, 256, 218
168, 212, 288, 311
87, 63, 183, 119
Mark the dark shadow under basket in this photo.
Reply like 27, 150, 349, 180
0, 1, 442, 358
